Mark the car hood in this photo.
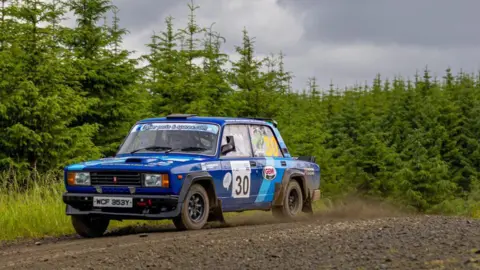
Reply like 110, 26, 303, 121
65, 154, 212, 171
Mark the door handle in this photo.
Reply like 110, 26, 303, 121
250, 161, 257, 167
281, 161, 286, 166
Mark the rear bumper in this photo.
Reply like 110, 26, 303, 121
63, 192, 181, 220
311, 189, 321, 201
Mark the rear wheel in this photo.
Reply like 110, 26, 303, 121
272, 180, 303, 220
71, 215, 110, 238
173, 184, 210, 230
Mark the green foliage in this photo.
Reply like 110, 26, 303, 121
0, 167, 171, 240
0, 0, 101, 171
66, 0, 150, 157
0, 0, 479, 216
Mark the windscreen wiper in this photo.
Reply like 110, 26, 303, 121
130, 146, 172, 154
180, 146, 208, 152
164, 146, 209, 153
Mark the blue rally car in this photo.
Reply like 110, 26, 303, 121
62, 114, 321, 237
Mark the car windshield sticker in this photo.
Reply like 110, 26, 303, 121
132, 123, 219, 134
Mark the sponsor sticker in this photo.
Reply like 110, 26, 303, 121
133, 123, 219, 134
262, 166, 276, 180
223, 172, 232, 190
304, 167, 315, 175
161, 157, 190, 162
201, 162, 219, 171
146, 161, 172, 166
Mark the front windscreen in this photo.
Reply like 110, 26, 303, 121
117, 122, 220, 155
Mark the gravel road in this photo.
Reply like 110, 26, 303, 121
0, 204, 479, 270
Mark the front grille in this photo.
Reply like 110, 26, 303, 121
90, 171, 142, 186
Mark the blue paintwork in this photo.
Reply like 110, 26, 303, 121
63, 116, 320, 215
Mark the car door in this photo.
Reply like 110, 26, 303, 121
218, 124, 262, 211
247, 124, 288, 206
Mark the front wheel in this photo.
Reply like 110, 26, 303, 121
272, 180, 304, 220
173, 184, 210, 230
71, 215, 110, 238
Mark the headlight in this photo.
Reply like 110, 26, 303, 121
144, 174, 169, 187
67, 172, 91, 186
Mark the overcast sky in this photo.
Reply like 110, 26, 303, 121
105, 0, 480, 91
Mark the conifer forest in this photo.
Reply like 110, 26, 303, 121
0, 0, 479, 227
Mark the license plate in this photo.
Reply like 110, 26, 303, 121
93, 196, 133, 208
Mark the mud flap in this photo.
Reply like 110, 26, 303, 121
207, 199, 225, 223
301, 189, 317, 214
302, 201, 313, 214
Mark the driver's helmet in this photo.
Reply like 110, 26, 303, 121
167, 130, 190, 149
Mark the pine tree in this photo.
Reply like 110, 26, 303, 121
229, 28, 264, 117
0, 0, 100, 171
198, 22, 234, 116
66, 0, 148, 156
143, 16, 184, 115
179, 0, 204, 68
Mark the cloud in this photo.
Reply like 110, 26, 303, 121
125, 0, 304, 54
288, 43, 480, 91
280, 0, 480, 48
66, 0, 480, 90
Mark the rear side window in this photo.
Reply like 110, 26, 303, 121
220, 124, 253, 157
248, 125, 283, 157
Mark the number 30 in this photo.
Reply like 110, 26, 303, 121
235, 175, 249, 196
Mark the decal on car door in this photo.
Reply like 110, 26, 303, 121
255, 158, 287, 203
255, 158, 275, 202
229, 160, 251, 198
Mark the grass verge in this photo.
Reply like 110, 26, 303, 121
0, 181, 172, 241
0, 169, 478, 242
0, 182, 400, 242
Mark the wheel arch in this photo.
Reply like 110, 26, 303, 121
272, 168, 309, 206
179, 171, 219, 209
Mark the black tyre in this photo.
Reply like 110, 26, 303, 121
272, 180, 303, 220
173, 184, 210, 230
71, 215, 110, 238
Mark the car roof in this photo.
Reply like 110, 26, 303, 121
137, 115, 276, 127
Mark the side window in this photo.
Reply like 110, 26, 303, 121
220, 125, 253, 157
248, 125, 282, 157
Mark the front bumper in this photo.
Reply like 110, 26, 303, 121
63, 193, 181, 220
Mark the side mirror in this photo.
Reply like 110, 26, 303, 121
221, 135, 235, 155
